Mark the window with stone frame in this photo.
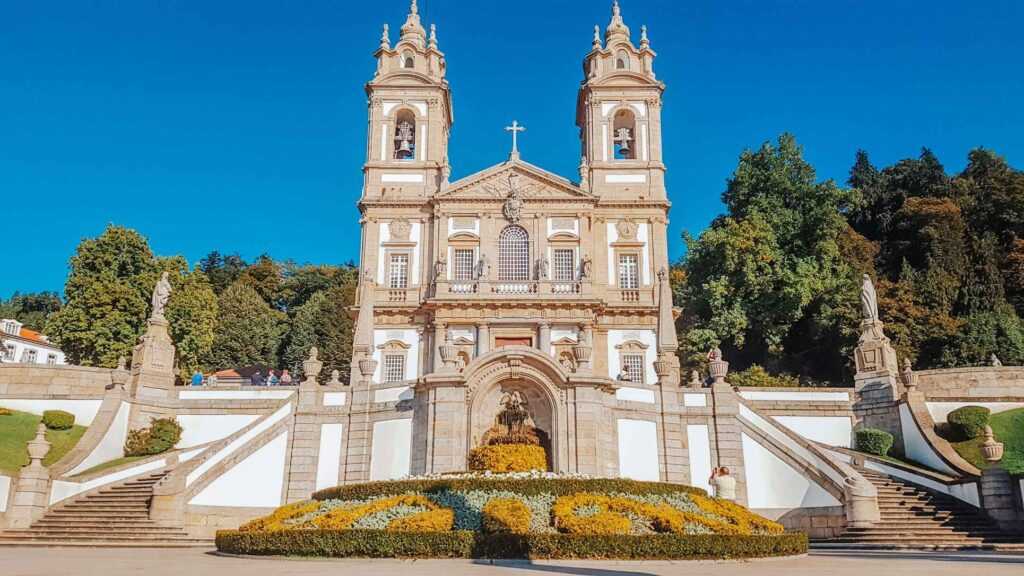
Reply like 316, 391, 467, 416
383, 353, 406, 383
618, 253, 639, 289
453, 248, 475, 281
552, 248, 575, 281
498, 225, 530, 281
621, 353, 645, 384
3, 344, 14, 361
388, 253, 409, 289
47, 353, 57, 365
21, 349, 37, 364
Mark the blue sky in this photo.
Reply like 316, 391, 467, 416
2, 0, 1022, 298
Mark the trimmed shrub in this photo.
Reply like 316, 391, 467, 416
124, 417, 183, 456
240, 501, 322, 532
482, 498, 531, 534
42, 410, 75, 430
311, 494, 445, 531
468, 444, 547, 473
855, 428, 894, 456
0, 407, 12, 416
313, 477, 707, 502
947, 406, 991, 440
215, 529, 808, 559
728, 365, 800, 388
388, 509, 454, 532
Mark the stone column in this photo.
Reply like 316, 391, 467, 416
477, 322, 490, 356
538, 322, 551, 356
417, 327, 428, 376
6, 423, 51, 529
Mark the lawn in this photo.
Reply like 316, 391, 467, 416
950, 407, 1024, 474
0, 409, 88, 475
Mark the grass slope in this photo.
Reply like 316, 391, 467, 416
0, 409, 87, 475
951, 407, 1024, 474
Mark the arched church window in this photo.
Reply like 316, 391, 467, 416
402, 52, 415, 69
393, 109, 416, 160
498, 225, 530, 281
616, 50, 629, 70
613, 108, 636, 160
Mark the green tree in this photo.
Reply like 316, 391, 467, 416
281, 290, 327, 375
279, 268, 358, 382
239, 255, 284, 308
199, 251, 248, 295
166, 269, 219, 375
46, 225, 159, 367
208, 282, 285, 370
0, 292, 63, 331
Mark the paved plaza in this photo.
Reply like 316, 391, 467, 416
2, 548, 1024, 576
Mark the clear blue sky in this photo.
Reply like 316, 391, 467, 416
2, 1, 1022, 298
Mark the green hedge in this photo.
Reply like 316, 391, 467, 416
42, 410, 75, 430
215, 529, 807, 560
855, 428, 894, 456
312, 477, 707, 502
947, 406, 991, 440
125, 417, 183, 456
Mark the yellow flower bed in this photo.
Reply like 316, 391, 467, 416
314, 494, 446, 530
482, 498, 532, 534
691, 494, 784, 535
239, 500, 322, 532
388, 508, 455, 532
467, 444, 547, 473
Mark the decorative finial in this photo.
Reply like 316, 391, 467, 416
593, 25, 601, 49
606, 0, 630, 42
399, 0, 426, 46
429, 24, 437, 49
640, 24, 649, 47
410, 0, 418, 15
380, 24, 390, 50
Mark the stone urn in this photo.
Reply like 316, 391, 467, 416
572, 344, 592, 364
439, 342, 458, 371
26, 423, 51, 464
709, 359, 729, 384
982, 426, 1005, 463
358, 358, 378, 379
653, 359, 669, 378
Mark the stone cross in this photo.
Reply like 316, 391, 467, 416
505, 120, 525, 155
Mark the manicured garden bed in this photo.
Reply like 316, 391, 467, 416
950, 407, 1024, 474
0, 409, 87, 474
216, 475, 807, 560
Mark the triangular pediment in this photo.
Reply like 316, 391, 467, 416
437, 158, 595, 202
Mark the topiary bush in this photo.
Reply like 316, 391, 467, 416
947, 406, 991, 440
855, 428, 894, 456
124, 417, 183, 456
728, 365, 801, 388
482, 498, 531, 535
42, 410, 75, 430
0, 407, 12, 416
468, 444, 547, 473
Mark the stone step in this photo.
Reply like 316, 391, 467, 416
33, 521, 170, 529
0, 534, 211, 544
6, 527, 190, 536
0, 540, 212, 548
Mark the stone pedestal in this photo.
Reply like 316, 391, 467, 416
981, 467, 1024, 531
709, 382, 748, 505
854, 320, 899, 384
130, 317, 177, 400
5, 424, 52, 529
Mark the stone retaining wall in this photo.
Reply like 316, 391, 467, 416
0, 364, 112, 397
916, 366, 1024, 398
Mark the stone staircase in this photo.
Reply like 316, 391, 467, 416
0, 471, 211, 547
817, 467, 1023, 550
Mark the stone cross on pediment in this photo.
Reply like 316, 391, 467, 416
505, 120, 525, 157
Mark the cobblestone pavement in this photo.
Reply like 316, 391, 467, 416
1, 547, 1023, 576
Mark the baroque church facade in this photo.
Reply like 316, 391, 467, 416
350, 0, 685, 481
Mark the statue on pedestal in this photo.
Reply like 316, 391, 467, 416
150, 272, 172, 320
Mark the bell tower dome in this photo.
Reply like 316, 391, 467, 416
363, 0, 453, 201
576, 1, 665, 201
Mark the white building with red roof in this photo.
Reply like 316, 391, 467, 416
0, 318, 65, 365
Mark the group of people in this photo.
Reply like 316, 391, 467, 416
187, 369, 294, 387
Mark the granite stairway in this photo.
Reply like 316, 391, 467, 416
816, 467, 1024, 550
0, 471, 212, 547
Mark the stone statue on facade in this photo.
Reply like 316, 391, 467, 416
150, 272, 172, 320
434, 256, 446, 280
503, 173, 523, 223
860, 274, 879, 322
580, 253, 593, 279
536, 257, 549, 280
477, 254, 490, 280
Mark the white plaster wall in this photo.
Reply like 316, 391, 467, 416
188, 431, 288, 508
51, 458, 166, 504
323, 392, 347, 406
550, 328, 578, 346
315, 423, 344, 491
899, 403, 957, 475
187, 403, 293, 486
372, 329, 419, 384
0, 399, 102, 426
0, 474, 10, 512
741, 433, 840, 509
739, 391, 850, 402
605, 222, 650, 287
683, 394, 708, 407
926, 402, 1024, 423
66, 402, 130, 476
174, 415, 260, 449
370, 419, 412, 480
686, 425, 713, 494
448, 217, 480, 237
0, 339, 65, 365
615, 387, 656, 403
637, 223, 651, 286
617, 419, 659, 481
606, 329, 657, 384
546, 217, 579, 238
374, 386, 414, 403
774, 416, 852, 448
377, 221, 422, 286
178, 390, 293, 400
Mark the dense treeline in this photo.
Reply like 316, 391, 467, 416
679, 134, 1024, 385
10, 226, 357, 381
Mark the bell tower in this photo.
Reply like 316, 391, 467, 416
576, 1, 665, 201
363, 0, 453, 200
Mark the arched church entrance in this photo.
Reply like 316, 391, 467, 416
469, 377, 557, 471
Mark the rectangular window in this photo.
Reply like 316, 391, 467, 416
3, 344, 14, 361
618, 254, 639, 289
383, 354, 406, 383
47, 353, 58, 365
622, 353, 645, 384
552, 249, 575, 281
453, 249, 475, 281
22, 349, 38, 364
388, 254, 409, 289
